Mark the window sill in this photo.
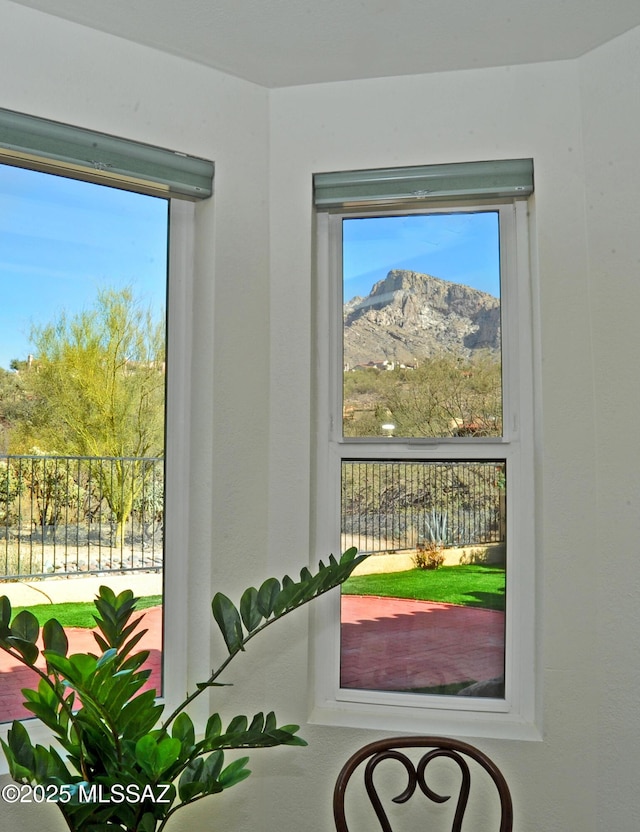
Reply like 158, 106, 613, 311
308, 698, 542, 742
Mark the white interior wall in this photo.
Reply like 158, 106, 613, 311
0, 1, 639, 829
266, 59, 600, 832
0, 3, 271, 830
578, 26, 640, 832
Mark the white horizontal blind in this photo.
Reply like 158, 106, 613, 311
0, 108, 213, 200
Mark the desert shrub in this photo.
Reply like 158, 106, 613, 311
414, 540, 445, 570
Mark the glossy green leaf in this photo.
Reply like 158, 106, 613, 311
205, 713, 222, 739
41, 651, 73, 679
92, 632, 110, 653
43, 744, 75, 783
95, 670, 148, 715
6, 720, 35, 771
276, 724, 307, 746
178, 758, 206, 801
256, 577, 280, 617
139, 812, 158, 832
112, 627, 148, 664
226, 714, 248, 735
42, 618, 68, 657
240, 586, 262, 632
119, 689, 163, 739
44, 651, 98, 686
11, 609, 39, 643
196, 679, 232, 690
32, 744, 54, 780
202, 750, 224, 784
94, 596, 119, 626
219, 756, 251, 788
21, 690, 61, 731
135, 734, 182, 778
6, 635, 39, 664
211, 593, 244, 654
248, 712, 264, 733
113, 588, 136, 610
172, 712, 195, 750
70, 652, 99, 681
272, 581, 305, 616
98, 584, 117, 607
178, 781, 206, 802
0, 595, 11, 628
95, 647, 118, 669
157, 737, 182, 775
341, 546, 358, 562
26, 677, 59, 710
0, 739, 33, 783
118, 645, 151, 674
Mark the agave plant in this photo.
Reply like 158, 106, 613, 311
0, 547, 366, 831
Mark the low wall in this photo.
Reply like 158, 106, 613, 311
351, 542, 505, 576
0, 572, 163, 606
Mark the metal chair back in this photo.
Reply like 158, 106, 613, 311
333, 736, 513, 832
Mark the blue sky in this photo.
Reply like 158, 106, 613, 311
0, 164, 169, 371
342, 211, 500, 302
0, 165, 500, 371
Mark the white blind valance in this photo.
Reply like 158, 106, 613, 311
0, 108, 213, 200
314, 159, 533, 208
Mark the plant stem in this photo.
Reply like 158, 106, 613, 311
160, 607, 296, 733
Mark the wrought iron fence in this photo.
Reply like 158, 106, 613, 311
0, 454, 163, 579
341, 460, 506, 554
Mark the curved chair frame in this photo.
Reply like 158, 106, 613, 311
333, 736, 513, 832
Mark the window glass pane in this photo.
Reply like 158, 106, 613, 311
0, 163, 168, 722
340, 460, 506, 698
342, 212, 502, 438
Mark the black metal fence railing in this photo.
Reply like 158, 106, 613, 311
341, 460, 506, 554
1, 455, 502, 576
0, 454, 163, 580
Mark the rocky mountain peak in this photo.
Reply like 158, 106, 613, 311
344, 270, 500, 368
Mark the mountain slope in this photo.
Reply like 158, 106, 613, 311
344, 270, 500, 367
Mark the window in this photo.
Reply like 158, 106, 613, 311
311, 161, 538, 739
0, 109, 212, 738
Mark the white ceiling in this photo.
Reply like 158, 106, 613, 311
8, 0, 640, 88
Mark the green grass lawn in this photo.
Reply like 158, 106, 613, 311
9, 595, 163, 629
342, 564, 505, 611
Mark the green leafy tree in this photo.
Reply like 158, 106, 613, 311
344, 351, 502, 438
15, 288, 165, 545
384, 351, 502, 437
0, 458, 24, 525
17, 447, 81, 529
0, 366, 33, 453
0, 548, 367, 832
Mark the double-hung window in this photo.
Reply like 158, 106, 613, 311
312, 160, 539, 739
0, 108, 212, 738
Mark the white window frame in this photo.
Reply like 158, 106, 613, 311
156, 197, 194, 717
0, 173, 198, 767
310, 196, 540, 741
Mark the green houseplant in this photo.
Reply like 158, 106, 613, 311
0, 547, 366, 831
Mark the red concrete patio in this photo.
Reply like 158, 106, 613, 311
0, 595, 504, 721
0, 606, 163, 723
341, 595, 505, 691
